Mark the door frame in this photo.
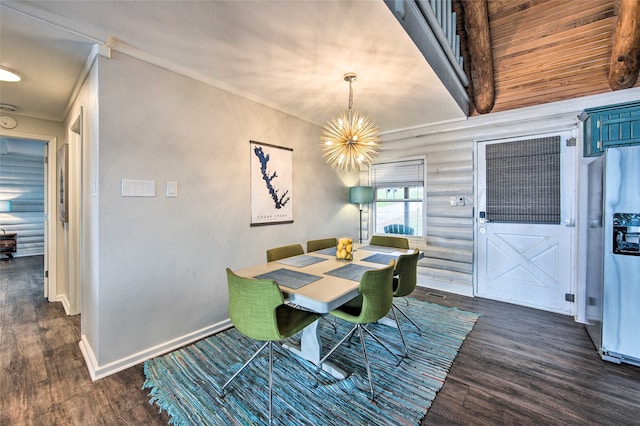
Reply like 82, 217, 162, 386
0, 129, 58, 299
473, 130, 578, 315
67, 110, 83, 315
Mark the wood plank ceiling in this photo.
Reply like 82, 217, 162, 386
454, 0, 640, 116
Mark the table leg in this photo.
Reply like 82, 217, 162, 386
282, 318, 347, 380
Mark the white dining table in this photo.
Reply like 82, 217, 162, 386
234, 244, 415, 379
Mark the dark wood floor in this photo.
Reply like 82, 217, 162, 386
2, 256, 639, 425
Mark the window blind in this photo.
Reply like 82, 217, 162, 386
371, 159, 425, 188
485, 136, 560, 224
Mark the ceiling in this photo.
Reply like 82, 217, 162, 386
479, 0, 634, 114
0, 1, 467, 133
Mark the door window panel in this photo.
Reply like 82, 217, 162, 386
485, 136, 561, 224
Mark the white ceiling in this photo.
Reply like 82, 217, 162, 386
0, 0, 466, 133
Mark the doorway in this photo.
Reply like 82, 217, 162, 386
476, 131, 576, 315
0, 135, 54, 296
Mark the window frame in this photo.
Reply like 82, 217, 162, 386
369, 157, 427, 239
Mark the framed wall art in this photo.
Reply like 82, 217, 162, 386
250, 140, 293, 226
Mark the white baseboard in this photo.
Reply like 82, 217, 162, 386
57, 294, 71, 315
417, 279, 474, 297
79, 319, 233, 381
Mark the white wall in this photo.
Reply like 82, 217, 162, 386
378, 87, 640, 302
79, 51, 358, 378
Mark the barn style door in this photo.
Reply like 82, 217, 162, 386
476, 132, 576, 314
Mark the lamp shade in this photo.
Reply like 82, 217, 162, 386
0, 200, 12, 212
349, 186, 374, 204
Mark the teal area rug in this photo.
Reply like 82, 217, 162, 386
143, 299, 479, 425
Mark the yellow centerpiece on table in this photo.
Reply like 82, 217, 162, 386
336, 237, 353, 261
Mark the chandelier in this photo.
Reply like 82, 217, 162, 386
320, 73, 380, 172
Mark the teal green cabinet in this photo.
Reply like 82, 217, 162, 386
580, 100, 640, 157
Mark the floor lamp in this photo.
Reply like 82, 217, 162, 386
349, 186, 373, 244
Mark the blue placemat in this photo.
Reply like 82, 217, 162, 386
276, 254, 328, 268
313, 247, 337, 256
254, 268, 323, 290
361, 253, 397, 265
324, 263, 375, 282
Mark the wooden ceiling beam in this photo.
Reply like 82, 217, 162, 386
462, 0, 495, 113
608, 0, 640, 90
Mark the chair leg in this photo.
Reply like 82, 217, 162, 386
268, 341, 273, 425
316, 325, 358, 371
357, 325, 375, 401
324, 314, 337, 333
393, 302, 422, 336
361, 325, 403, 365
390, 305, 408, 358
318, 324, 395, 402
221, 341, 270, 395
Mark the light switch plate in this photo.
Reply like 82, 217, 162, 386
166, 181, 178, 198
121, 179, 155, 197
450, 196, 465, 206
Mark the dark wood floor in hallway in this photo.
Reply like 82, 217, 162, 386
2, 255, 639, 425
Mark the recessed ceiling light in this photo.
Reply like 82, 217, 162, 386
0, 66, 21, 82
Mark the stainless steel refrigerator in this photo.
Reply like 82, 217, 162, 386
585, 145, 640, 367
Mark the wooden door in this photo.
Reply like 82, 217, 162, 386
476, 132, 576, 314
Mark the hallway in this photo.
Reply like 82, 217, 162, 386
0, 256, 168, 424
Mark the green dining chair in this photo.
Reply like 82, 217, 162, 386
306, 237, 337, 253
266, 243, 304, 262
316, 261, 401, 401
221, 268, 321, 424
390, 248, 421, 357
369, 235, 410, 249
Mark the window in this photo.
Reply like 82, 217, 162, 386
485, 136, 560, 224
371, 159, 425, 236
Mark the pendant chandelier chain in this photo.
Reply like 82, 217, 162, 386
348, 79, 354, 122
344, 74, 356, 122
